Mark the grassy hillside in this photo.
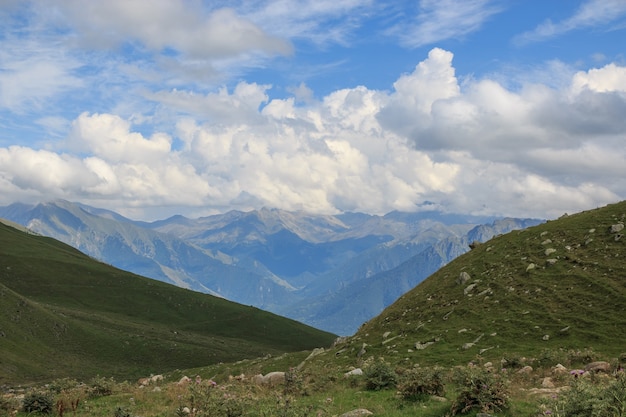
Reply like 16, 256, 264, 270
344, 201, 626, 366
0, 221, 336, 385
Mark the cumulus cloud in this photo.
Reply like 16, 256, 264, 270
1, 46, 626, 220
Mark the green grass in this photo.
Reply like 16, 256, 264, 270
0, 222, 336, 385
2, 202, 626, 415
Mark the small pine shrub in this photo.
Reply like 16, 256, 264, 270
449, 367, 509, 415
22, 391, 54, 415
397, 366, 445, 401
363, 358, 397, 391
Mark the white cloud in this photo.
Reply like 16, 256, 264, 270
514, 0, 626, 45
389, 0, 502, 48
56, 0, 292, 59
1, 46, 625, 220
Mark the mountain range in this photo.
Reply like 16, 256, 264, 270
0, 200, 543, 335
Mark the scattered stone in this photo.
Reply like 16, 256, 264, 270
462, 342, 474, 350
546, 259, 558, 266
610, 223, 625, 233
431, 395, 447, 402
542, 377, 555, 388
560, 326, 570, 333
457, 271, 471, 285
544, 248, 557, 256
517, 365, 533, 374
415, 341, 435, 350
357, 343, 367, 358
584, 361, 612, 373
339, 409, 373, 417
540, 231, 549, 237
458, 328, 468, 333
542, 335, 550, 341
553, 364, 568, 375
177, 376, 191, 385
484, 361, 493, 368
383, 331, 391, 339
464, 283, 477, 295
344, 368, 363, 377
589, 228, 596, 233
526, 263, 536, 272
616, 233, 623, 242
541, 239, 552, 245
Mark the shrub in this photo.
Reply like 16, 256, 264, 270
284, 367, 304, 395
397, 366, 445, 401
363, 358, 397, 391
540, 371, 626, 417
449, 367, 509, 415
22, 391, 54, 415
114, 406, 133, 417
88, 375, 115, 398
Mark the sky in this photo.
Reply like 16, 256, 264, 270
1, 0, 626, 221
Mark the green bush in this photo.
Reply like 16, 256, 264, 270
22, 391, 54, 415
449, 367, 509, 415
541, 372, 626, 417
363, 358, 397, 391
88, 375, 115, 398
397, 366, 445, 401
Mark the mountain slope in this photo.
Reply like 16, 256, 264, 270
341, 201, 626, 366
0, 200, 542, 334
0, 221, 336, 385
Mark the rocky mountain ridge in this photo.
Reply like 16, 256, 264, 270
0, 200, 543, 334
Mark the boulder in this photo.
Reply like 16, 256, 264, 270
584, 361, 612, 373
457, 271, 471, 285
344, 368, 363, 377
177, 376, 191, 385
264, 372, 286, 386
464, 283, 477, 296
610, 223, 624, 233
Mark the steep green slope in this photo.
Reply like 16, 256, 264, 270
0, 221, 336, 385
346, 201, 626, 366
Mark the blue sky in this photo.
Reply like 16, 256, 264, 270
1, 0, 626, 221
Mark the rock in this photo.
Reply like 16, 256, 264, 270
610, 223, 624, 233
344, 368, 363, 377
431, 395, 448, 402
541, 239, 552, 245
457, 271, 471, 285
616, 233, 623, 242
383, 331, 391, 339
542, 334, 550, 341
264, 371, 286, 386
553, 364, 568, 375
464, 283, 477, 295
339, 409, 373, 417
462, 342, 474, 350
546, 258, 558, 266
177, 376, 191, 385
150, 374, 163, 383
415, 341, 435, 350
542, 377, 555, 388
526, 263, 536, 272
252, 374, 265, 385
469, 241, 482, 250
357, 343, 367, 358
517, 365, 533, 374
584, 361, 612, 373
544, 248, 557, 256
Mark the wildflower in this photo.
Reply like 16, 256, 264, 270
570, 369, 585, 378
